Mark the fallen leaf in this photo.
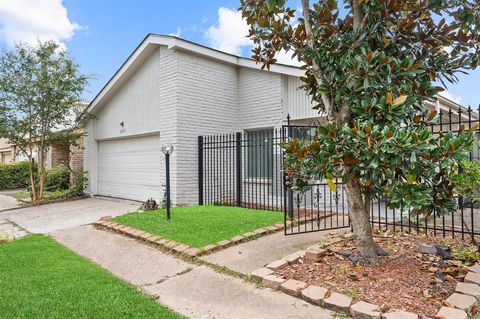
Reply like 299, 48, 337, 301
392, 95, 408, 107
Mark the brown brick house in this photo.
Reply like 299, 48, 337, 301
0, 102, 88, 180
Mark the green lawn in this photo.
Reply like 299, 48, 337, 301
0, 235, 182, 319
15, 189, 70, 202
113, 205, 284, 248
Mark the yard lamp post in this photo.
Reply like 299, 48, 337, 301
161, 144, 174, 220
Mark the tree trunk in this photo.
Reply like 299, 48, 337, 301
28, 155, 37, 202
38, 148, 45, 200
344, 174, 379, 264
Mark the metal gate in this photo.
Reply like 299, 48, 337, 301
282, 125, 351, 235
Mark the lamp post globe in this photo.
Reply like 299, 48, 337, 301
161, 143, 174, 155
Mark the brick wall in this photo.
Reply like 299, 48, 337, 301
175, 50, 240, 205
50, 144, 70, 167
69, 130, 84, 184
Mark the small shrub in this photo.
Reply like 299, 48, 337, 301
0, 161, 33, 190
67, 171, 87, 197
452, 245, 479, 262
341, 288, 361, 299
0, 232, 14, 243
142, 198, 159, 211
452, 160, 480, 203
44, 165, 69, 191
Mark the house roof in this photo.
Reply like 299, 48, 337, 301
87, 33, 304, 114
88, 33, 475, 117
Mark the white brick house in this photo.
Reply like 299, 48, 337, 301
84, 33, 474, 205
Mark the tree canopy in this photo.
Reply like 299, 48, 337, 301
240, 0, 479, 263
0, 41, 89, 201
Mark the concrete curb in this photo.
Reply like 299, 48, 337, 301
94, 219, 285, 259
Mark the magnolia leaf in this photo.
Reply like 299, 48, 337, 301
468, 125, 479, 135
365, 126, 371, 135
406, 174, 416, 184
326, 179, 337, 192
427, 110, 437, 121
385, 91, 393, 105
392, 95, 408, 107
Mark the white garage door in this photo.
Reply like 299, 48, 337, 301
98, 134, 161, 201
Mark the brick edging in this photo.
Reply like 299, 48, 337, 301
94, 219, 285, 258
252, 249, 480, 319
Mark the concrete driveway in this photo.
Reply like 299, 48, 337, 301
1, 197, 139, 234
0, 192, 22, 211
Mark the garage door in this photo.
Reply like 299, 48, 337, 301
98, 134, 161, 201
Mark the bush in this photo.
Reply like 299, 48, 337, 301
452, 160, 480, 203
0, 161, 32, 190
66, 171, 87, 197
44, 165, 69, 191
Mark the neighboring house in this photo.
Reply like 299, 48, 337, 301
0, 102, 88, 177
0, 138, 13, 163
83, 33, 478, 205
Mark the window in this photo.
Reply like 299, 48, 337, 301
290, 126, 316, 143
246, 129, 273, 179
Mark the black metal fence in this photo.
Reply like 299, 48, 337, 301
199, 106, 480, 239
198, 129, 286, 211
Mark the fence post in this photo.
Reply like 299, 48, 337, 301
287, 126, 295, 220
198, 136, 203, 205
235, 132, 242, 207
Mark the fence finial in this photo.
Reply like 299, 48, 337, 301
287, 113, 291, 126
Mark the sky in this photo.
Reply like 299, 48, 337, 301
0, 0, 478, 108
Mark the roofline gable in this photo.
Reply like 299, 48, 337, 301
87, 33, 303, 114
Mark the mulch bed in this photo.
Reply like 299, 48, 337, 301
274, 231, 478, 318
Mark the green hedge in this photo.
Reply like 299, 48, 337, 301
0, 161, 32, 190
45, 165, 70, 191
0, 162, 70, 191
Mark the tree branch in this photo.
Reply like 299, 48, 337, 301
300, 0, 334, 120
353, 0, 364, 30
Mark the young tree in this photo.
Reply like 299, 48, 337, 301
240, 0, 479, 263
0, 41, 89, 202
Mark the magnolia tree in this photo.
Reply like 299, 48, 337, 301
240, 0, 479, 263
0, 41, 89, 202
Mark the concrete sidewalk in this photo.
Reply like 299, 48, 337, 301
144, 265, 331, 319
202, 228, 348, 274
52, 225, 333, 319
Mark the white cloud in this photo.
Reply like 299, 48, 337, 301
204, 7, 252, 55
205, 7, 301, 67
439, 91, 463, 104
0, 0, 79, 46
169, 27, 182, 37
275, 49, 302, 66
